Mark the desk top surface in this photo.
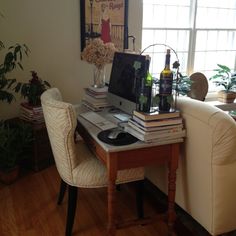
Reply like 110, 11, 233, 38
77, 105, 183, 153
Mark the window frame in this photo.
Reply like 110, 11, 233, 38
142, 0, 236, 94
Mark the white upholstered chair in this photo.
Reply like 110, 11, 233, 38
41, 88, 145, 235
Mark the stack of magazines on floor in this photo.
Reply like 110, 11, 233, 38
124, 109, 186, 143
20, 102, 44, 124
82, 86, 110, 111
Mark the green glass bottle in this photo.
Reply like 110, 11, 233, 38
159, 49, 173, 112
138, 71, 153, 113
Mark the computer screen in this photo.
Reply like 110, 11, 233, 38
107, 52, 149, 115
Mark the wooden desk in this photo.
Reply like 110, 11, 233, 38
77, 107, 181, 235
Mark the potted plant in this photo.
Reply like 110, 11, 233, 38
174, 74, 192, 96
0, 119, 33, 184
0, 42, 30, 103
16, 70, 51, 106
152, 73, 192, 109
209, 64, 236, 103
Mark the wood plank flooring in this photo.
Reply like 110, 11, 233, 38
0, 165, 192, 236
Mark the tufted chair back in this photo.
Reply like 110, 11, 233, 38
41, 88, 78, 185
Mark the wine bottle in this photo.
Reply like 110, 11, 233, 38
159, 49, 173, 112
138, 72, 153, 113
137, 56, 153, 113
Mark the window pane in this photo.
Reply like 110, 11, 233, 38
142, 0, 236, 93
195, 30, 236, 73
142, 0, 191, 28
141, 29, 189, 77
142, 30, 156, 48
198, 0, 236, 8
197, 1, 236, 28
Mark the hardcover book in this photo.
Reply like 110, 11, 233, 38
127, 121, 183, 135
133, 109, 180, 121
125, 124, 186, 142
132, 115, 183, 127
128, 118, 183, 132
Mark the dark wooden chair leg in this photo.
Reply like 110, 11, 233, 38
136, 180, 144, 219
57, 179, 67, 205
65, 186, 78, 236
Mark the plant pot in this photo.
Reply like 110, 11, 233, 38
0, 166, 20, 184
217, 91, 236, 103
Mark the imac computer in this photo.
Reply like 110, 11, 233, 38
107, 52, 150, 115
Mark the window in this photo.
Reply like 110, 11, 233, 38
142, 0, 236, 91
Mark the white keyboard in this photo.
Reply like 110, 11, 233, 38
80, 111, 116, 130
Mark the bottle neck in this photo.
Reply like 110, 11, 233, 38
164, 54, 171, 70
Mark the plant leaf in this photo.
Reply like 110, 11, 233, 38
14, 82, 22, 93
44, 81, 51, 87
7, 79, 16, 89
217, 64, 231, 72
17, 62, 24, 70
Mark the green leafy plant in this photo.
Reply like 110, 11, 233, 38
0, 43, 30, 103
15, 71, 51, 106
174, 74, 192, 96
153, 73, 192, 96
0, 119, 33, 170
151, 73, 192, 108
209, 64, 236, 92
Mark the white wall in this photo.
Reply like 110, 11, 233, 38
0, 0, 142, 119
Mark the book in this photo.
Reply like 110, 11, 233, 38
133, 109, 180, 121
82, 101, 101, 111
125, 124, 186, 142
87, 86, 108, 93
21, 102, 42, 111
127, 120, 183, 135
147, 137, 184, 144
82, 100, 111, 111
128, 118, 183, 132
19, 103, 44, 124
132, 115, 183, 128
84, 88, 107, 98
20, 106, 43, 115
84, 94, 108, 105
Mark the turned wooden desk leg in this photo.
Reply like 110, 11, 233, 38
107, 155, 118, 236
167, 143, 179, 228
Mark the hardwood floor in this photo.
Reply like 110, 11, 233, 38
0, 165, 192, 236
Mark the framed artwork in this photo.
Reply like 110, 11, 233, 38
80, 0, 128, 52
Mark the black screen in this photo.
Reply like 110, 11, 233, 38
108, 52, 149, 103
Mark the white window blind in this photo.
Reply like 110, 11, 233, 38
142, 0, 236, 91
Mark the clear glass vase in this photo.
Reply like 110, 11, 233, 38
93, 65, 106, 88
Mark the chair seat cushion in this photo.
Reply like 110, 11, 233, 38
71, 141, 144, 188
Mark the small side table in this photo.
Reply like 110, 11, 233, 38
29, 122, 54, 171
19, 119, 54, 171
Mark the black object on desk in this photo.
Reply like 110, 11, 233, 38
97, 128, 138, 146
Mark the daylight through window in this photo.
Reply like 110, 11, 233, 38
142, 0, 236, 91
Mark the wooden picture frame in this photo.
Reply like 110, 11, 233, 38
80, 0, 128, 52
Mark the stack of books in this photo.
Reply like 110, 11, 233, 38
82, 86, 110, 111
125, 109, 186, 143
19, 102, 45, 124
